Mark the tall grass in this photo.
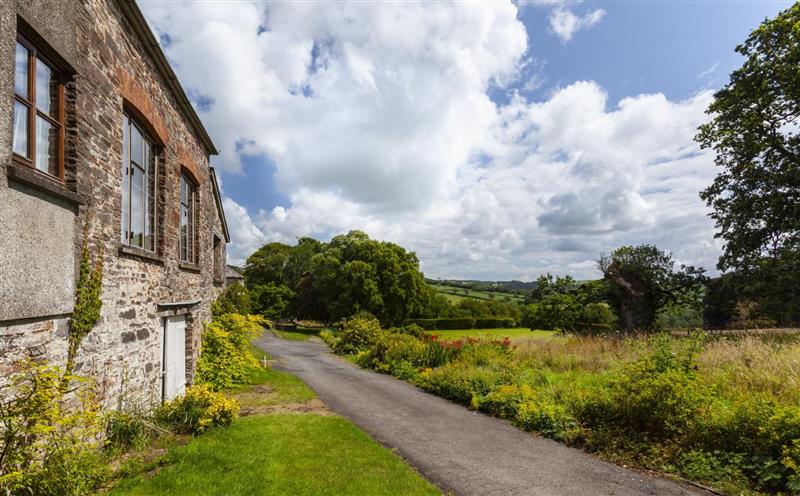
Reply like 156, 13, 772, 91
697, 337, 800, 405
338, 328, 800, 494
516, 334, 800, 405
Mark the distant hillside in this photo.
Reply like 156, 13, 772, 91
426, 279, 538, 293
426, 279, 535, 304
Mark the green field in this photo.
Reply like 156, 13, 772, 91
429, 283, 525, 304
429, 328, 556, 341
108, 339, 438, 496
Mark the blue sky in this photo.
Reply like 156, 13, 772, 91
518, 1, 790, 104
142, 1, 792, 280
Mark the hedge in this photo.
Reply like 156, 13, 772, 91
474, 317, 516, 329
406, 317, 516, 330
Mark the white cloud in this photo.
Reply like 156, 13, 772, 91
141, 1, 719, 279
221, 197, 267, 265
697, 62, 719, 79
549, 7, 606, 42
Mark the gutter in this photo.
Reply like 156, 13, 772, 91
210, 167, 230, 243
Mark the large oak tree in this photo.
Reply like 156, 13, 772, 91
696, 4, 800, 323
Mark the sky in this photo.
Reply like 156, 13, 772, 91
139, 0, 792, 281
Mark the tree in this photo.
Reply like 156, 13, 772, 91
599, 245, 706, 330
332, 260, 384, 319
251, 284, 295, 320
244, 242, 292, 287
246, 231, 430, 326
284, 237, 324, 288
211, 281, 251, 316
696, 4, 800, 323
522, 293, 581, 331
577, 303, 617, 334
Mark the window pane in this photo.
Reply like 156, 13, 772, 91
145, 141, 156, 252
180, 204, 188, 261
15, 42, 28, 99
35, 59, 58, 118
35, 115, 58, 176
121, 116, 129, 243
131, 165, 144, 248
131, 124, 143, 166
12, 101, 29, 157
180, 175, 187, 204
188, 195, 194, 263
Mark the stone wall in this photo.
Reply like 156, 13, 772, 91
0, 0, 227, 408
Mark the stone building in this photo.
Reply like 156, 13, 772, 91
0, 0, 229, 406
225, 265, 245, 287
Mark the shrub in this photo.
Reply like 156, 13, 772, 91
456, 338, 514, 368
340, 320, 800, 493
655, 301, 702, 330
470, 383, 577, 441
251, 283, 295, 320
155, 385, 239, 435
575, 303, 617, 335
581, 340, 709, 440
389, 360, 420, 381
334, 314, 382, 354
783, 439, 800, 492
105, 408, 159, 451
474, 317, 516, 328
418, 363, 512, 405
386, 323, 425, 338
0, 360, 107, 496
673, 450, 749, 488
516, 399, 578, 442
358, 332, 428, 372
472, 384, 534, 418
211, 281, 251, 317
405, 318, 475, 330
522, 293, 581, 331
759, 406, 800, 490
687, 396, 774, 456
523, 297, 617, 335
196, 314, 263, 390
319, 329, 339, 348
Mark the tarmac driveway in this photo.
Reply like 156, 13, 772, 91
254, 331, 710, 496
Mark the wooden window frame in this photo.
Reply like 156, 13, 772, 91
121, 112, 159, 253
12, 33, 66, 181
179, 172, 198, 265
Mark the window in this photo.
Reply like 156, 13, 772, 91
121, 113, 157, 251
180, 173, 197, 264
12, 35, 65, 179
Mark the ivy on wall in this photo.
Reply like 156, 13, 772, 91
66, 229, 103, 378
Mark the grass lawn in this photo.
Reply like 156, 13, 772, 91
231, 363, 316, 411
109, 415, 439, 496
271, 327, 323, 341
429, 328, 556, 341
107, 338, 439, 496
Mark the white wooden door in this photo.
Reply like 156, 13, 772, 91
163, 316, 186, 401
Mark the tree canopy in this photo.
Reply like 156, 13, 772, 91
599, 245, 706, 330
696, 4, 800, 323
244, 231, 430, 325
